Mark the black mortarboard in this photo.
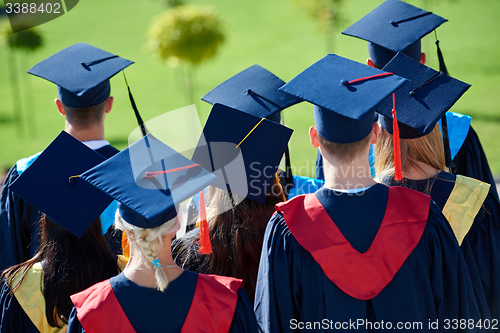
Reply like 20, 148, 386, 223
81, 134, 218, 229
279, 54, 406, 144
201, 65, 302, 123
9, 131, 113, 238
28, 42, 133, 108
192, 103, 293, 203
377, 52, 471, 139
342, 0, 447, 68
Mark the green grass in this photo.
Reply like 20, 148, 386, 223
0, 0, 499, 177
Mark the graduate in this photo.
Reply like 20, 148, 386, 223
0, 43, 142, 271
254, 54, 481, 332
375, 52, 500, 321
201, 64, 323, 199
335, 0, 498, 200
172, 103, 292, 302
66, 133, 259, 333
0, 131, 120, 333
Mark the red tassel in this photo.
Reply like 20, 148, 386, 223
198, 190, 212, 255
391, 93, 403, 181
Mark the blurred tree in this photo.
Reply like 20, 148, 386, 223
147, 5, 225, 104
294, 0, 345, 53
0, 24, 43, 137
165, 0, 185, 8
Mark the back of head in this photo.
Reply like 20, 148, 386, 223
173, 177, 284, 302
206, 178, 284, 302
42, 216, 119, 326
318, 131, 372, 164
375, 123, 446, 180
62, 98, 108, 129
115, 212, 180, 292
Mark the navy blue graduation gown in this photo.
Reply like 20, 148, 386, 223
67, 270, 259, 333
453, 126, 498, 201
383, 172, 500, 321
255, 185, 482, 332
0, 145, 120, 272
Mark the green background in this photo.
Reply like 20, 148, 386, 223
0, 0, 499, 178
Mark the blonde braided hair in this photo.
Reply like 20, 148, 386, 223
115, 211, 180, 291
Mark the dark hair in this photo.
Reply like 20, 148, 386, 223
1, 215, 119, 327
174, 177, 284, 303
63, 98, 108, 128
318, 132, 372, 163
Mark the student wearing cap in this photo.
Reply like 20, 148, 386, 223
172, 103, 293, 302
375, 52, 500, 321
0, 42, 141, 271
66, 134, 259, 333
201, 64, 323, 200
0, 132, 121, 332
254, 54, 481, 332
337, 0, 498, 200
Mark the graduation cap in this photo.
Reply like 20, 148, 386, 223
377, 52, 471, 139
342, 0, 448, 70
81, 133, 219, 230
28, 42, 147, 136
279, 54, 407, 144
202, 64, 301, 198
192, 103, 293, 204
201, 65, 302, 123
9, 131, 113, 238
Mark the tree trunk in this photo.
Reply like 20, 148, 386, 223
7, 51, 24, 138
23, 53, 36, 135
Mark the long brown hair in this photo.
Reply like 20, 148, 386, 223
375, 123, 447, 179
1, 215, 119, 327
176, 177, 284, 302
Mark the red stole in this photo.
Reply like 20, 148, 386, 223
277, 186, 430, 300
71, 274, 241, 333
181, 274, 241, 333
71, 279, 135, 333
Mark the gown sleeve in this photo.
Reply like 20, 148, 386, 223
460, 193, 500, 320
228, 289, 260, 333
423, 202, 483, 328
254, 212, 302, 333
0, 280, 40, 333
66, 306, 85, 333
0, 165, 41, 272
453, 126, 498, 201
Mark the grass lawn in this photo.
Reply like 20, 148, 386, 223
0, 0, 499, 177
